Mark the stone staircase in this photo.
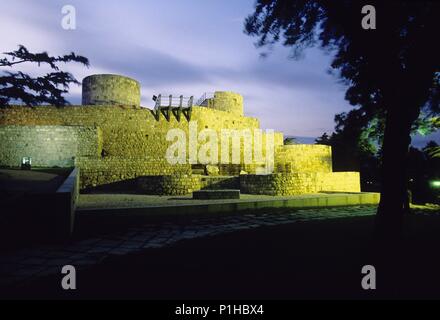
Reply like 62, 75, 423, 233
191, 164, 206, 175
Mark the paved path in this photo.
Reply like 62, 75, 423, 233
77, 192, 340, 210
0, 205, 380, 289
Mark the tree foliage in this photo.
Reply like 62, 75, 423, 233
316, 109, 381, 191
0, 45, 89, 106
245, 0, 440, 237
245, 1, 439, 115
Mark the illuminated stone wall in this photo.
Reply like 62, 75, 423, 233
0, 105, 284, 188
0, 125, 101, 167
205, 91, 244, 116
0, 105, 271, 159
275, 144, 332, 173
75, 157, 191, 189
137, 174, 201, 195
0, 99, 361, 194
82, 74, 141, 107
318, 172, 361, 193
240, 172, 361, 196
137, 174, 239, 195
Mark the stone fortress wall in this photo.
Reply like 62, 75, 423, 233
82, 74, 141, 107
240, 172, 360, 195
205, 91, 244, 116
0, 125, 101, 167
0, 74, 360, 195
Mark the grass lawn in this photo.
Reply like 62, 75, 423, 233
10, 207, 440, 300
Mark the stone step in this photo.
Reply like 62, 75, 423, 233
191, 169, 205, 175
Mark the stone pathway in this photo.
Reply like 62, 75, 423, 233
0, 206, 378, 289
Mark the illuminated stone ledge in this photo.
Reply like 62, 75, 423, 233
240, 172, 361, 196
137, 174, 240, 195
136, 171, 360, 197
76, 192, 380, 219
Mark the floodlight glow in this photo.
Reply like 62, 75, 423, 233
21, 156, 32, 170
22, 157, 31, 165
430, 180, 440, 188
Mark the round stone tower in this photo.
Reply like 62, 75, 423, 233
82, 74, 141, 107
209, 91, 244, 116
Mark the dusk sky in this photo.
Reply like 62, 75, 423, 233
1, 0, 438, 146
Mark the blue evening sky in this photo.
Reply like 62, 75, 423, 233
1, 0, 437, 147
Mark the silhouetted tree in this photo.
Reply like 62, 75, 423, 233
0, 45, 89, 106
424, 140, 439, 157
245, 0, 439, 239
315, 132, 330, 145
317, 108, 437, 192
405, 141, 440, 204
423, 140, 440, 181
424, 118, 440, 157
284, 137, 298, 145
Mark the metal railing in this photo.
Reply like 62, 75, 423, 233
195, 92, 214, 106
153, 94, 194, 109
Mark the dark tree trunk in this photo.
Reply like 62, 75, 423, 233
375, 102, 420, 241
